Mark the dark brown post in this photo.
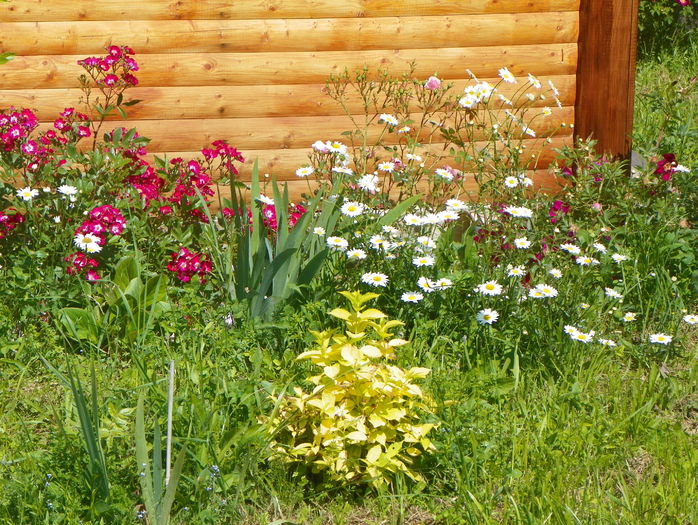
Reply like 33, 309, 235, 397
575, 0, 640, 159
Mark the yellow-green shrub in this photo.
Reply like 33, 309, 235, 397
264, 291, 435, 489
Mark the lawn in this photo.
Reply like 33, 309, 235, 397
0, 4, 696, 525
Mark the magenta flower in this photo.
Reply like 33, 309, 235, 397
424, 76, 441, 90
654, 153, 677, 181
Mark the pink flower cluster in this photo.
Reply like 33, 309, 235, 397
260, 203, 307, 232
67, 205, 126, 281
1, 107, 92, 173
167, 247, 213, 283
549, 200, 570, 224
201, 139, 245, 175
0, 108, 38, 152
654, 153, 678, 181
65, 252, 101, 282
78, 45, 139, 88
0, 208, 25, 240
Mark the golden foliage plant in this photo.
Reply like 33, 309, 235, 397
264, 291, 435, 489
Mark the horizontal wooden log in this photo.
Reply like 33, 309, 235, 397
3, 76, 576, 120
36, 106, 573, 151
1, 1, 581, 22
139, 135, 573, 182
0, 45, 578, 89
0, 12, 579, 55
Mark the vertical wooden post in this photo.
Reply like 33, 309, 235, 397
575, 0, 640, 159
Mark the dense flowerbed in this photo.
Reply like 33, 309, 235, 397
1, 30, 696, 524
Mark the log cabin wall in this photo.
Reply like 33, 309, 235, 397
0, 0, 637, 199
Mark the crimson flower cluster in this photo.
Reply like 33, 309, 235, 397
654, 153, 678, 181
0, 208, 25, 240
66, 205, 126, 281
260, 203, 308, 232
78, 45, 139, 88
0, 108, 38, 152
549, 200, 570, 224
65, 252, 100, 282
167, 247, 213, 283
201, 140, 246, 175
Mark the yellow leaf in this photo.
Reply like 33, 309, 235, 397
346, 430, 367, 442
328, 308, 351, 320
360, 345, 383, 358
365, 444, 382, 464
388, 338, 409, 347
323, 365, 340, 379
369, 413, 386, 427
407, 367, 431, 378
340, 344, 363, 365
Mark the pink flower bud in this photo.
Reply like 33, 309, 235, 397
424, 76, 441, 90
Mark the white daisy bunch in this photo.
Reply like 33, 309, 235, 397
459, 81, 494, 108
503, 206, 534, 218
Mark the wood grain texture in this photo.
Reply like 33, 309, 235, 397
0, 13, 579, 55
0, 45, 579, 89
1, 0, 581, 22
138, 136, 573, 182
575, 0, 638, 158
35, 107, 573, 151
4, 76, 576, 120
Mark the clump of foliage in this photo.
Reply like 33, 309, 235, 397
264, 291, 435, 489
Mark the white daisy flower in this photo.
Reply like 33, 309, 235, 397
522, 125, 536, 137
498, 94, 513, 106
341, 201, 365, 217
434, 278, 453, 290
598, 339, 617, 347
498, 67, 517, 84
476, 308, 499, 325
611, 254, 628, 263
572, 330, 595, 343
73, 232, 101, 251
258, 194, 274, 205
459, 94, 479, 108
295, 166, 314, 178
332, 166, 353, 176
622, 312, 637, 322
357, 174, 379, 193
580, 303, 591, 309
84, 242, 102, 254
361, 272, 389, 287
549, 268, 563, 279
16, 187, 39, 201
605, 288, 623, 299
528, 73, 542, 88
445, 199, 467, 211
57, 185, 78, 196
437, 210, 460, 222
370, 235, 388, 250
649, 333, 672, 345
312, 140, 330, 152
534, 284, 558, 298
475, 81, 494, 99
476, 281, 503, 296
503, 206, 534, 218
313, 227, 325, 235
507, 265, 526, 277
326, 236, 348, 251
378, 114, 399, 126
514, 237, 531, 249
416, 236, 436, 250
541, 107, 552, 117
576, 256, 600, 266
406, 153, 423, 162
683, 314, 698, 325
435, 168, 454, 181
417, 276, 437, 293
564, 325, 579, 336
560, 243, 581, 255
592, 243, 607, 253
382, 225, 399, 236
401, 292, 424, 303
528, 288, 546, 299
346, 248, 367, 260
412, 255, 435, 267
377, 161, 395, 172
504, 176, 519, 188
328, 141, 348, 155
403, 214, 424, 226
